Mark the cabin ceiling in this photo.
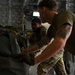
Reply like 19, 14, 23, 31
23, 0, 41, 20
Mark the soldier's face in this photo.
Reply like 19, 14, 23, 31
38, 7, 47, 23
31, 22, 40, 31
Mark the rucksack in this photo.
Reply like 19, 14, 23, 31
0, 25, 27, 57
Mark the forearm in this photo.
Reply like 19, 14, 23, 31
28, 36, 51, 53
37, 36, 51, 48
35, 24, 72, 64
35, 36, 66, 64
27, 43, 39, 53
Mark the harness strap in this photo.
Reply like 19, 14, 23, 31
9, 32, 17, 57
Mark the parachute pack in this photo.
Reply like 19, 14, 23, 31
0, 25, 27, 57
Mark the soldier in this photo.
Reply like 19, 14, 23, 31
29, 17, 47, 58
20, 0, 75, 75
29, 17, 47, 45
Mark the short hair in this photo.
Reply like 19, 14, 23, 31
38, 0, 57, 10
31, 17, 41, 24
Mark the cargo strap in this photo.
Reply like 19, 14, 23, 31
9, 32, 18, 57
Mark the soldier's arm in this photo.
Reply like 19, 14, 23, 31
22, 35, 51, 54
35, 24, 72, 64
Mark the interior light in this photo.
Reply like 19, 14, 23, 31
33, 11, 40, 17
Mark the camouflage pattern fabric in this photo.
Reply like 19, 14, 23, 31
37, 50, 67, 75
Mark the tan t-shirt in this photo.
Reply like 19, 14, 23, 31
47, 10, 75, 55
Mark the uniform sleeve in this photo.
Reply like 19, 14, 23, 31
56, 11, 75, 28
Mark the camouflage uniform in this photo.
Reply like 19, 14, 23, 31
37, 11, 74, 75
37, 49, 67, 75
29, 25, 47, 57
29, 25, 47, 45
29, 24, 67, 75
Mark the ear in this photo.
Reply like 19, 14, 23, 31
41, 7, 47, 12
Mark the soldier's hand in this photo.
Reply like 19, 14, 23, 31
18, 48, 35, 65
